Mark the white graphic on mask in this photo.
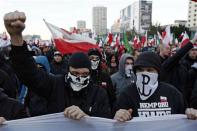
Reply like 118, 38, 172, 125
125, 65, 133, 77
67, 72, 90, 91
91, 60, 100, 70
136, 72, 158, 100
138, 101, 171, 117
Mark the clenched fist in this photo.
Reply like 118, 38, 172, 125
4, 11, 26, 46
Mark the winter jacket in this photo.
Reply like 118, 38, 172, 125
190, 78, 197, 109
10, 43, 111, 118
160, 42, 193, 102
0, 69, 18, 98
0, 88, 28, 120
50, 60, 68, 75
115, 82, 186, 117
91, 69, 116, 113
181, 53, 197, 70
111, 53, 136, 98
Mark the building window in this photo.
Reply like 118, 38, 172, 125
188, 24, 190, 27
194, 23, 196, 26
189, 15, 191, 18
189, 20, 191, 22
194, 19, 196, 21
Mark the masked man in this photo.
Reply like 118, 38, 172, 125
88, 48, 116, 115
114, 51, 187, 121
4, 11, 111, 120
111, 54, 136, 98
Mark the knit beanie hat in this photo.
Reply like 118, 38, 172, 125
68, 52, 91, 69
88, 48, 102, 60
133, 51, 161, 73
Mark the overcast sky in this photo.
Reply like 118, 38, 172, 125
0, 0, 189, 39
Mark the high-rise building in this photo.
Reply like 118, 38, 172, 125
187, 0, 197, 28
120, 0, 152, 34
77, 20, 86, 29
92, 6, 107, 36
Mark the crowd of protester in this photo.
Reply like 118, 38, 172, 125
0, 10, 197, 124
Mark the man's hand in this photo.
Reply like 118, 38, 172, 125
0, 117, 6, 125
64, 105, 88, 120
114, 109, 133, 122
4, 11, 26, 46
185, 108, 197, 120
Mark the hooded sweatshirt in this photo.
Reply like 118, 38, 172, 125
111, 53, 136, 98
34, 56, 51, 73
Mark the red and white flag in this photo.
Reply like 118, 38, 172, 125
162, 25, 171, 46
106, 33, 113, 45
44, 20, 98, 54
180, 32, 190, 48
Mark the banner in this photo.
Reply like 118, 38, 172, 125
1, 113, 197, 131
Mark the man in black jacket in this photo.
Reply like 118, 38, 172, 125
114, 52, 188, 122
4, 11, 111, 120
88, 48, 116, 114
0, 88, 28, 121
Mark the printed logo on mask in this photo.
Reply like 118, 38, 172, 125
136, 72, 158, 100
67, 72, 90, 91
125, 65, 133, 77
91, 60, 100, 70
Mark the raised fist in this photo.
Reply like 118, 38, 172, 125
4, 11, 26, 45
4, 11, 26, 36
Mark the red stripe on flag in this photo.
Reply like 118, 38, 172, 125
54, 39, 99, 54
181, 39, 190, 48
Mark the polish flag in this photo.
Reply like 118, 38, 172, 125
133, 36, 138, 48
162, 25, 171, 46
180, 32, 190, 48
106, 33, 113, 45
44, 20, 98, 54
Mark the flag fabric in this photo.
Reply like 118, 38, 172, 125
162, 25, 171, 46
123, 32, 132, 53
106, 33, 113, 45
157, 31, 162, 40
133, 36, 138, 49
192, 31, 197, 42
180, 32, 190, 48
44, 20, 98, 54
141, 31, 147, 47
191, 0, 197, 2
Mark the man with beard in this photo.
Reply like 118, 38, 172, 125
4, 10, 111, 120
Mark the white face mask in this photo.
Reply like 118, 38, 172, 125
125, 65, 133, 77
91, 60, 100, 70
67, 72, 90, 91
136, 72, 158, 100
